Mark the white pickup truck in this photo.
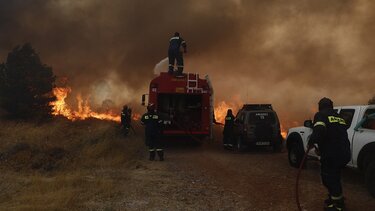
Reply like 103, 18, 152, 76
286, 105, 375, 197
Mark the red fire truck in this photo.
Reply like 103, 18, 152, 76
142, 72, 214, 139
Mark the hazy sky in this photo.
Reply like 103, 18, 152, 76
1, 0, 374, 127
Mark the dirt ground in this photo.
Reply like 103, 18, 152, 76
121, 140, 375, 211
0, 121, 374, 210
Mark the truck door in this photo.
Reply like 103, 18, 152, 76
339, 108, 357, 166
352, 109, 375, 168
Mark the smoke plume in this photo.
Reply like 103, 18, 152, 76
1, 0, 374, 127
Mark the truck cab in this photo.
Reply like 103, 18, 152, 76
286, 105, 375, 197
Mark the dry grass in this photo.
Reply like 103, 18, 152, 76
0, 117, 145, 210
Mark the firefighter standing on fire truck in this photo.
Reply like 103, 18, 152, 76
168, 32, 187, 75
308, 97, 351, 211
223, 109, 235, 149
141, 104, 164, 161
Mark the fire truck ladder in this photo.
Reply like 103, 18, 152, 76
186, 73, 203, 93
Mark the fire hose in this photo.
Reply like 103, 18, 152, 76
296, 145, 317, 211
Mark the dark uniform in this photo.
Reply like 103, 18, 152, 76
309, 98, 351, 211
168, 32, 187, 75
121, 105, 132, 130
141, 105, 164, 161
223, 109, 235, 149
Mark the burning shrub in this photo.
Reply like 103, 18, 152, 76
0, 43, 56, 119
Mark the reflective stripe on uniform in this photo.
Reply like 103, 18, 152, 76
181, 41, 186, 44
314, 121, 326, 127
331, 195, 343, 200
225, 117, 232, 121
168, 64, 173, 66
149, 149, 155, 152
328, 116, 346, 125
170, 36, 179, 41
144, 116, 149, 119
156, 149, 163, 151
152, 115, 159, 119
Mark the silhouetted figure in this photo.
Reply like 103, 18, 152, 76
223, 109, 235, 149
168, 32, 187, 76
141, 104, 164, 161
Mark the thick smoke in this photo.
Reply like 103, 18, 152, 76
1, 0, 374, 127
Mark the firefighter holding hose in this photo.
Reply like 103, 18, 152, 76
308, 97, 351, 211
141, 104, 164, 161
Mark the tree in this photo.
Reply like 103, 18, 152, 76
0, 43, 56, 119
369, 95, 375, 105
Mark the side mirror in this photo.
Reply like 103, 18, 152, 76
304, 120, 313, 128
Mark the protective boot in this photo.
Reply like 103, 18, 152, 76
324, 197, 345, 211
157, 150, 164, 161
149, 151, 156, 161
324, 194, 332, 207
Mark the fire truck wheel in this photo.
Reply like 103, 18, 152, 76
365, 159, 375, 198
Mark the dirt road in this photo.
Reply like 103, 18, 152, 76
124, 139, 375, 211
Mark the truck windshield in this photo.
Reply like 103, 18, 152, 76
248, 112, 276, 124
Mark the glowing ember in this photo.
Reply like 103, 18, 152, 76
50, 87, 121, 122
280, 124, 288, 139
132, 113, 141, 121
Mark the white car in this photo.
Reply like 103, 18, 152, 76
286, 105, 375, 197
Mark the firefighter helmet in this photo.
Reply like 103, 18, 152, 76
318, 97, 333, 111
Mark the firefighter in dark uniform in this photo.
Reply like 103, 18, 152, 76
223, 109, 235, 149
308, 97, 351, 211
121, 105, 132, 130
141, 104, 164, 161
168, 32, 187, 75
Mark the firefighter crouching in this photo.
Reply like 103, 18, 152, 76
223, 109, 235, 149
308, 97, 351, 211
141, 104, 165, 161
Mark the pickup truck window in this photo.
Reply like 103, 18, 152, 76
362, 110, 375, 130
364, 109, 375, 116
339, 109, 355, 127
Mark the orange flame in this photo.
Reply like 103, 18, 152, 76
214, 101, 241, 124
50, 87, 121, 122
132, 113, 141, 121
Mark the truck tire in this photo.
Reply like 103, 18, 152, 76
288, 142, 304, 168
236, 136, 246, 152
365, 160, 375, 198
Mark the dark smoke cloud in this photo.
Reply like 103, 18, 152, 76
1, 0, 374, 127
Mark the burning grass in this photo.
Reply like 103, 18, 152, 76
0, 118, 145, 209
